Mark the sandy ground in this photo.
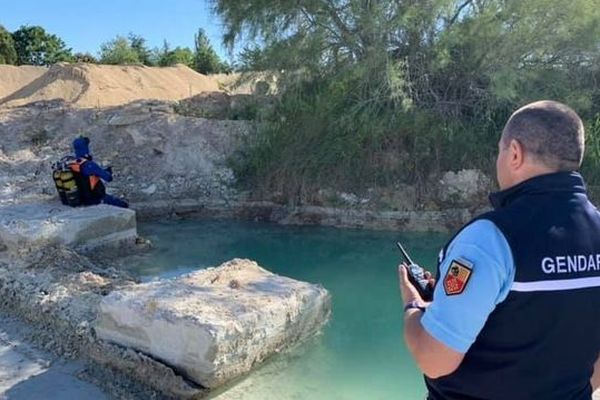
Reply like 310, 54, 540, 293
0, 313, 107, 400
0, 63, 221, 108
0, 65, 47, 100
0, 64, 272, 109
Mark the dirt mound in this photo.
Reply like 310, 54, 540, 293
212, 72, 277, 95
0, 63, 221, 108
0, 65, 47, 100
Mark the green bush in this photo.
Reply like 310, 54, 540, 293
0, 25, 17, 64
99, 36, 140, 65
582, 116, 600, 200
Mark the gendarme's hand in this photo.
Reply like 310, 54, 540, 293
398, 263, 435, 307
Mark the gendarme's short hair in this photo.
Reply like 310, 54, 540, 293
502, 100, 585, 171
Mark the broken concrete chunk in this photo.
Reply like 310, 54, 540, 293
95, 259, 331, 388
0, 202, 137, 253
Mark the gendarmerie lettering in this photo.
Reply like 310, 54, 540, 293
541, 254, 600, 274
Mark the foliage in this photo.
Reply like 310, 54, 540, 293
99, 36, 140, 65
582, 115, 600, 200
235, 45, 263, 72
72, 52, 97, 63
155, 40, 194, 67
5, 23, 230, 76
128, 33, 154, 65
98, 30, 230, 71
214, 0, 600, 202
0, 25, 17, 64
12, 25, 73, 65
194, 28, 229, 74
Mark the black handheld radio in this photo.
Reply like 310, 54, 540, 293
396, 242, 433, 301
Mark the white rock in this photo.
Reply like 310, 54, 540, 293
339, 192, 359, 205
0, 202, 137, 252
95, 259, 331, 388
107, 111, 152, 126
141, 184, 157, 195
439, 169, 492, 202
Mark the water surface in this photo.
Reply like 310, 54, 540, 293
124, 219, 449, 400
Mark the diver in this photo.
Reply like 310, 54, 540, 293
68, 136, 129, 208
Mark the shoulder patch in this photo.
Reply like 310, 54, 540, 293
443, 259, 473, 296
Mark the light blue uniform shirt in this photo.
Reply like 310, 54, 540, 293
420, 219, 515, 353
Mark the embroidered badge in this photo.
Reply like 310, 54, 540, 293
443, 259, 472, 296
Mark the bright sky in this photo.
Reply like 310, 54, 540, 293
0, 0, 239, 61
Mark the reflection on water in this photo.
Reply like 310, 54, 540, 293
123, 219, 449, 400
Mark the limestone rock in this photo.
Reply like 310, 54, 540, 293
95, 259, 331, 388
107, 111, 152, 126
0, 202, 137, 253
141, 184, 157, 195
438, 169, 492, 205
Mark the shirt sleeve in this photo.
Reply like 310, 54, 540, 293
81, 160, 113, 182
420, 219, 514, 353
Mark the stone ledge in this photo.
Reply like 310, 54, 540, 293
95, 258, 331, 388
0, 246, 204, 399
0, 202, 137, 253
132, 199, 483, 232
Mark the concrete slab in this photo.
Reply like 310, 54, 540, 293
0, 314, 108, 400
95, 259, 331, 388
0, 202, 136, 253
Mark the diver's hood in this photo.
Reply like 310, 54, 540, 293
73, 136, 91, 158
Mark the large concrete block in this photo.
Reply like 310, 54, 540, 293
0, 202, 137, 252
95, 259, 331, 388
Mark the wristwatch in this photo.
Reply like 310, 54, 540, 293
404, 300, 426, 313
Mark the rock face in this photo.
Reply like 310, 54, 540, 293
0, 101, 250, 207
0, 202, 137, 253
95, 259, 331, 388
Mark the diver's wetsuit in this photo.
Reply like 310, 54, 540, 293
72, 137, 128, 208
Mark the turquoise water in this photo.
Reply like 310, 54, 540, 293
124, 219, 449, 400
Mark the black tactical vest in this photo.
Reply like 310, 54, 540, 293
426, 172, 600, 400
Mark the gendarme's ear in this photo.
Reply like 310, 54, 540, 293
510, 138, 525, 169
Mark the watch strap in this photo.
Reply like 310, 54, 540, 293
404, 300, 426, 313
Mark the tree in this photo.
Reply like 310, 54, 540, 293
0, 25, 17, 64
194, 28, 226, 74
156, 40, 195, 67
235, 45, 266, 72
169, 47, 195, 67
99, 36, 140, 65
12, 25, 72, 65
128, 33, 153, 65
213, 0, 600, 201
214, 0, 600, 113
73, 52, 97, 63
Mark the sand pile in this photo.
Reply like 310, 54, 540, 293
212, 72, 277, 95
0, 63, 221, 108
0, 65, 47, 100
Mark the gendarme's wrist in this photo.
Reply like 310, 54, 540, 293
404, 299, 426, 313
